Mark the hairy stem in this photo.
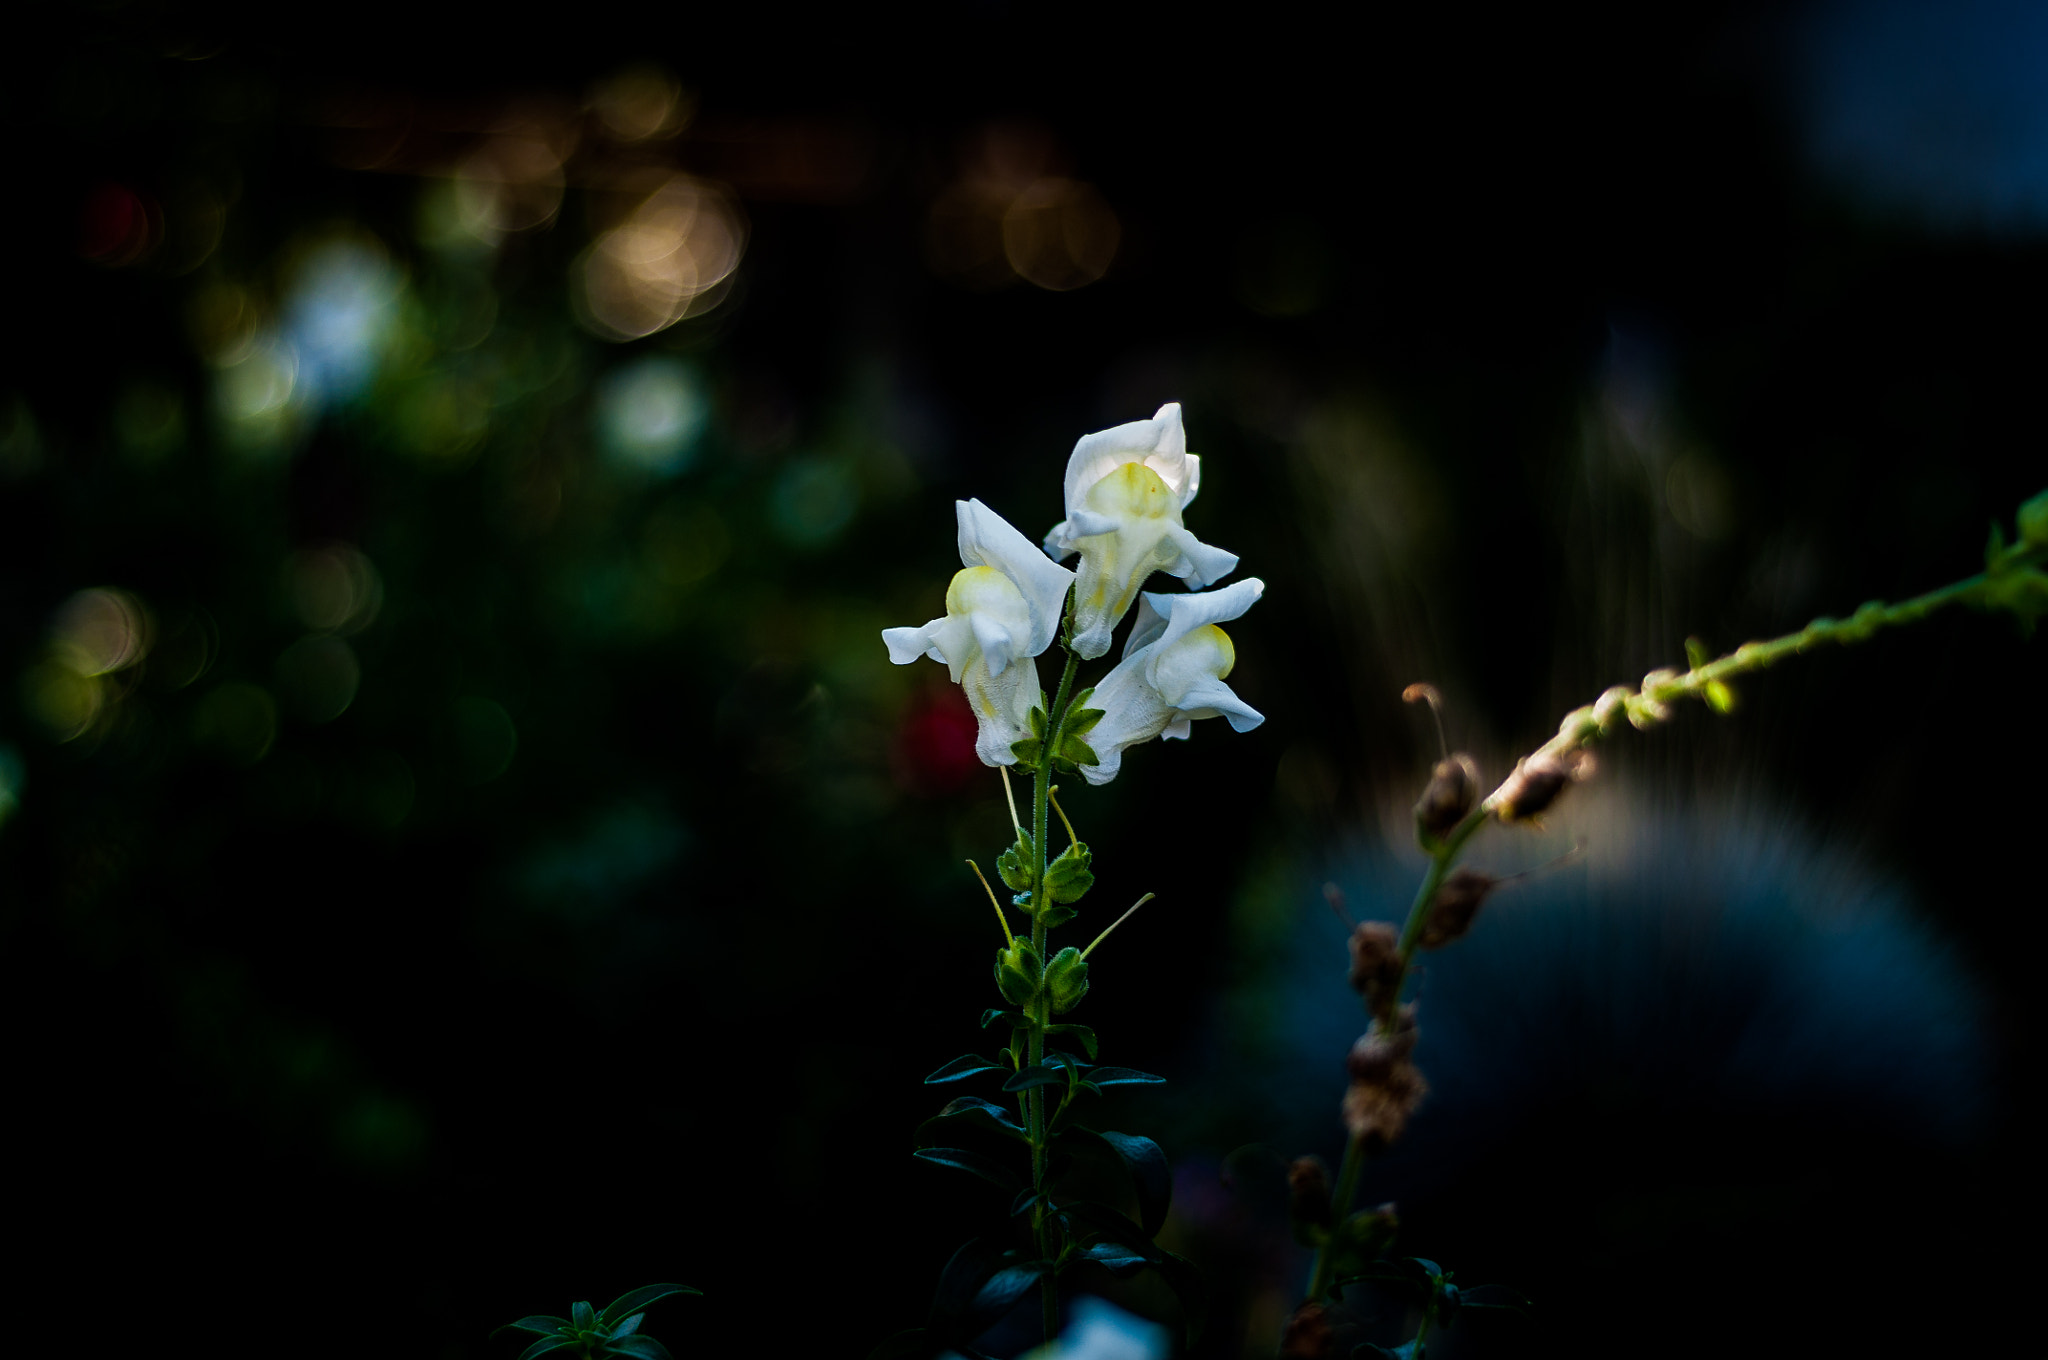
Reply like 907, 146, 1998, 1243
1029, 643, 1084, 1343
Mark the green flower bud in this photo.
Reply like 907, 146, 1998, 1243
996, 833, 1036, 892
1044, 841, 1095, 904
994, 938, 1042, 1008
2020, 488, 2048, 548
1043, 945, 1090, 1014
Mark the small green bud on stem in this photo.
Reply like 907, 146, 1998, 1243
995, 937, 1043, 1008
1043, 945, 1090, 1014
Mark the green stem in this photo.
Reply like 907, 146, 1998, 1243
1028, 644, 1083, 1344
1297, 542, 2046, 1326
1303, 1131, 1367, 1303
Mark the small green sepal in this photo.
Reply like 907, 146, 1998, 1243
994, 938, 1042, 1008
1044, 842, 1095, 903
996, 834, 1036, 892
1043, 946, 1090, 1014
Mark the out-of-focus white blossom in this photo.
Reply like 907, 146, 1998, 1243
1076, 578, 1264, 785
1043, 403, 1239, 659
883, 499, 1076, 765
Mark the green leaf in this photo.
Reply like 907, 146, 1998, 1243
925, 1054, 1005, 1084
1352, 1343, 1416, 1360
1044, 843, 1095, 903
1988, 520, 2009, 570
1059, 737, 1101, 768
914, 1147, 1024, 1192
598, 1286, 700, 1327
918, 1096, 1028, 1144
571, 1302, 597, 1332
1057, 1203, 1208, 1333
1046, 1024, 1098, 1060
604, 1336, 675, 1360
1009, 737, 1044, 765
931, 1242, 1048, 1342
497, 1316, 573, 1338
519, 1337, 580, 1360
1001, 1065, 1070, 1093
1038, 903, 1078, 928
610, 1315, 643, 1338
979, 1009, 1020, 1029
1029, 706, 1047, 739
930, 1239, 1006, 1329
972, 1263, 1048, 1319
1072, 1242, 1149, 1275
1086, 1067, 1164, 1087
1062, 698, 1105, 737
1092, 1130, 1172, 1237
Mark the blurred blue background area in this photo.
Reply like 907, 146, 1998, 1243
2, 4, 2043, 1358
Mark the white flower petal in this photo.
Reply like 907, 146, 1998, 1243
1172, 677, 1265, 732
1134, 579, 1264, 687
1160, 525, 1239, 590
957, 498, 1074, 656
882, 623, 938, 666
1060, 403, 1197, 518
970, 611, 1019, 676
1161, 716, 1192, 741
960, 650, 1042, 766
1121, 594, 1172, 659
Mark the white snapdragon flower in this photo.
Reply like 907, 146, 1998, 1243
1043, 403, 1240, 659
883, 499, 1077, 766
1076, 577, 1265, 786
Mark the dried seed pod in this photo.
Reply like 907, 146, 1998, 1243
1280, 1302, 1336, 1360
1346, 920, 1402, 1011
1413, 753, 1481, 841
1343, 1009, 1427, 1147
1417, 867, 1496, 950
1287, 1155, 1334, 1244
1495, 748, 1592, 823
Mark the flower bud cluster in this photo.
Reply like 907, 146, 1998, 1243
883, 404, 1264, 783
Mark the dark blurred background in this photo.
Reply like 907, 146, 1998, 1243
4, 3, 2044, 1357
